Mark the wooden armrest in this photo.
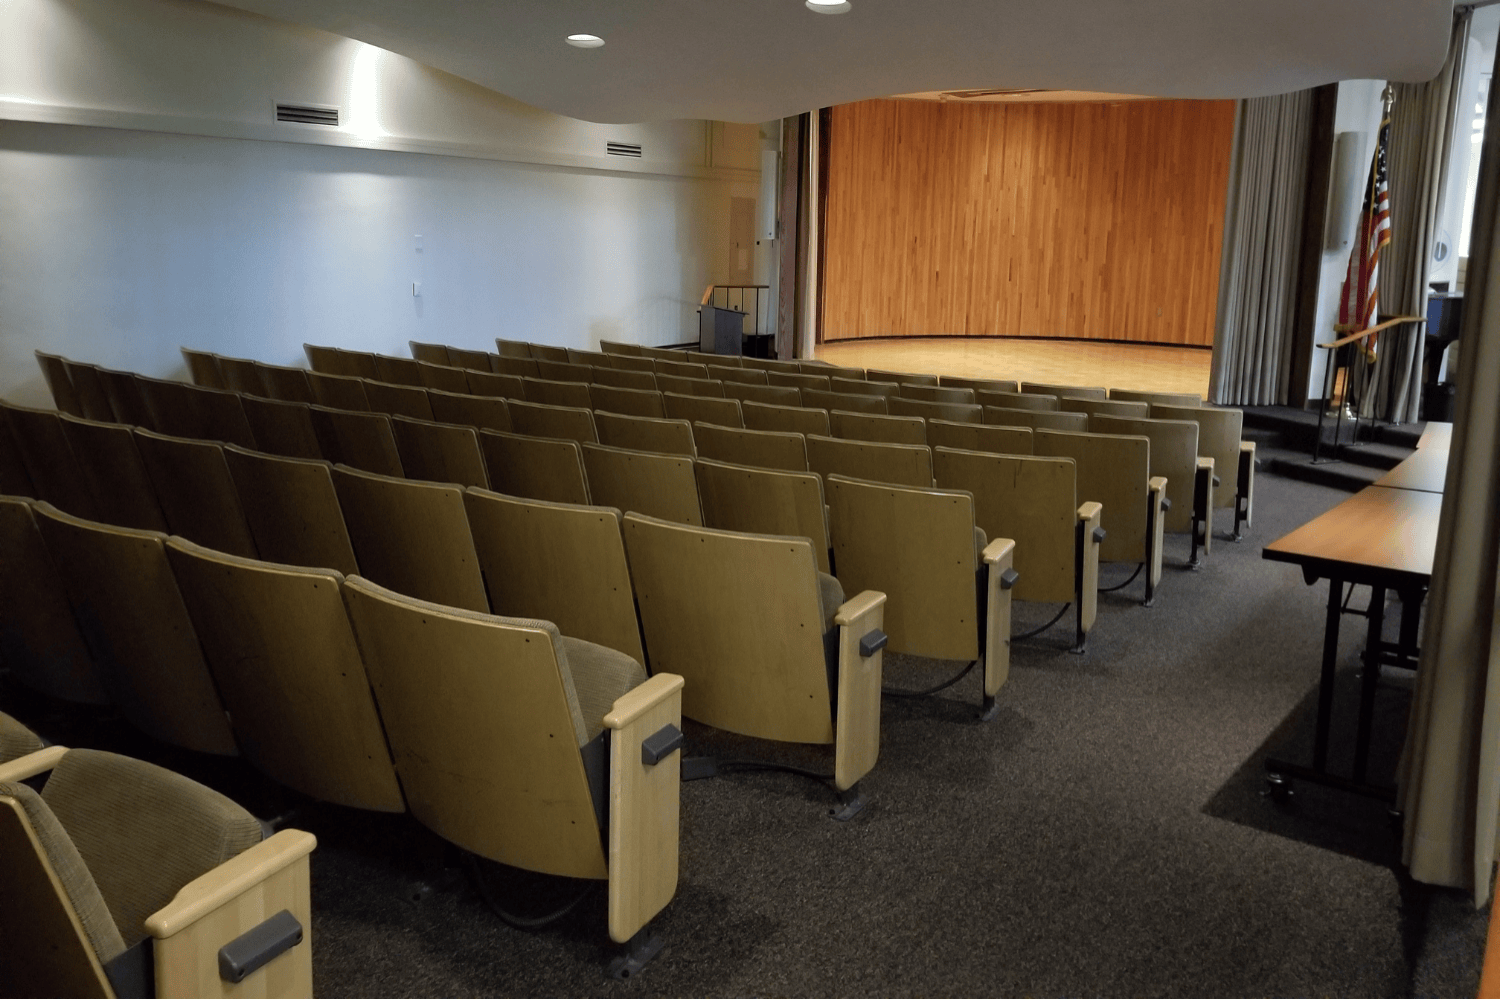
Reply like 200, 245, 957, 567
1077, 500, 1103, 523
606, 673, 684, 944
0, 745, 68, 783
1148, 476, 1168, 502
1076, 503, 1102, 637
1147, 477, 1168, 594
834, 590, 886, 791
604, 673, 685, 731
146, 830, 317, 938
983, 538, 1017, 697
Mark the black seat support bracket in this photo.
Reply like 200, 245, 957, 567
218, 909, 303, 984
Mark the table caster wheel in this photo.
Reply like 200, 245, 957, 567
1262, 773, 1293, 802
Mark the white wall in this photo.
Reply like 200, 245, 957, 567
0, 0, 767, 406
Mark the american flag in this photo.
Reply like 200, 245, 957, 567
1335, 112, 1392, 357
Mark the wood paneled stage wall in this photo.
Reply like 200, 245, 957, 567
821, 98, 1237, 346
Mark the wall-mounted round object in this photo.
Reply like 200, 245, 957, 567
566, 34, 605, 48
805, 0, 852, 13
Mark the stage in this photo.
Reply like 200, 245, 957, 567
815, 337, 1211, 397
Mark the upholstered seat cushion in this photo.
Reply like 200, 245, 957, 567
0, 710, 45, 763
559, 636, 649, 743
41, 749, 264, 949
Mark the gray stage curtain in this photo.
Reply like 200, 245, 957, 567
1209, 91, 1315, 406
1365, 12, 1471, 424
1396, 19, 1500, 907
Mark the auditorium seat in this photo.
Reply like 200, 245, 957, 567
35, 351, 84, 417
179, 347, 225, 389
0, 711, 44, 763
0, 496, 107, 704
494, 337, 533, 359
1091, 414, 1214, 566
830, 377, 897, 398
742, 400, 829, 435
447, 347, 495, 373
223, 446, 360, 576
899, 384, 976, 405
595, 411, 696, 457
656, 374, 726, 398
1034, 429, 1168, 606
1023, 382, 1107, 401
925, 419, 1033, 456
590, 383, 667, 418
598, 339, 643, 356
0, 747, 316, 997
933, 448, 1103, 652
0, 419, 34, 498
2, 401, 100, 520
362, 378, 436, 421
389, 415, 490, 490
722, 382, 801, 406
416, 360, 469, 394
1109, 388, 1204, 408
341, 575, 682, 973
522, 376, 594, 409
528, 343, 571, 363
58, 413, 169, 531
590, 366, 659, 391
478, 429, 592, 506
1058, 397, 1150, 420
31, 501, 238, 756
889, 396, 982, 424
602, 353, 657, 373
825, 474, 1018, 715
507, 399, 599, 444
534, 359, 594, 384
581, 443, 702, 525
621, 513, 884, 818
695, 457, 831, 572
427, 387, 513, 432
95, 367, 159, 431
464, 368, 526, 399
138, 378, 256, 449
865, 368, 938, 387
686, 351, 733, 367
133, 429, 260, 559
239, 396, 326, 460
707, 364, 767, 385
216, 355, 266, 397
331, 464, 489, 613
492, 354, 542, 378
806, 434, 933, 488
692, 422, 809, 472
1150, 403, 1254, 538
60, 358, 117, 423
977, 389, 1058, 412
829, 410, 928, 446
306, 405, 404, 477
567, 348, 612, 367
464, 489, 648, 664
654, 359, 709, 380
768, 371, 831, 392
305, 369, 371, 412
982, 406, 1088, 432
255, 362, 315, 404
939, 375, 1020, 394
165, 538, 403, 811
317, 345, 379, 380
802, 388, 888, 415
662, 392, 742, 428
409, 340, 452, 366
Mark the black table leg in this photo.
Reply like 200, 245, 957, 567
1353, 585, 1386, 784
1312, 577, 1344, 772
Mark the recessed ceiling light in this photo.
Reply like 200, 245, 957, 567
805, 0, 851, 12
566, 33, 604, 48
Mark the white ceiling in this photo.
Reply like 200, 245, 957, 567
206, 0, 1458, 124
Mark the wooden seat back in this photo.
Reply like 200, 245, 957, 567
590, 366, 658, 391
900, 384, 976, 405
180, 348, 224, 389
590, 384, 666, 418
656, 374, 725, 398
478, 429, 591, 506
1059, 397, 1149, 419
977, 389, 1058, 412
926, 419, 1033, 456
567, 349, 611, 367
507, 399, 598, 444
58, 414, 168, 532
982, 406, 1088, 432
306, 405, 404, 477
806, 434, 933, 489
494, 338, 533, 359
534, 360, 593, 384
417, 361, 469, 394
1034, 429, 1152, 565
223, 446, 359, 575
654, 359, 709, 380
60, 360, 116, 423
409, 340, 452, 366
723, 382, 801, 406
594, 411, 696, 457
692, 422, 808, 472
304, 343, 362, 377
148, 380, 256, 448
939, 375, 1019, 394
426, 388, 512, 433
743, 400, 829, 435
464, 489, 646, 665
812, 363, 865, 379
132, 429, 259, 558
1091, 415, 1199, 533
238, 396, 323, 460
165, 538, 404, 811
581, 443, 701, 525
1110, 387, 1204, 408
93, 368, 157, 430
933, 448, 1078, 604
492, 355, 541, 378
255, 362, 314, 403
528, 375, 593, 406
32, 502, 236, 755
707, 365, 767, 385
305, 369, 370, 411
803, 389, 887, 415
830, 410, 927, 446
1152, 404, 1242, 509
330, 464, 488, 612
695, 458, 829, 573
528, 343, 572, 363
0, 497, 106, 703
889, 396, 982, 424
362, 379, 435, 421
35, 351, 84, 416
1023, 382, 1107, 400
216, 356, 265, 397
465, 369, 526, 399
598, 339, 642, 356
0, 413, 34, 498
664, 393, 742, 428
621, 514, 834, 744
830, 377, 896, 397
865, 368, 938, 387
768, 372, 830, 392
1, 402, 98, 520
340, 575, 608, 878
390, 415, 490, 489
447, 347, 494, 372
603, 353, 656, 373
824, 475, 979, 661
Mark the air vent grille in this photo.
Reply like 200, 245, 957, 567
277, 104, 339, 126
606, 142, 643, 158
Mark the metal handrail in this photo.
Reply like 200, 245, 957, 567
1312, 314, 1425, 462
700, 284, 771, 336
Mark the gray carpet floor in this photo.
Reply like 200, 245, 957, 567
5, 468, 1490, 996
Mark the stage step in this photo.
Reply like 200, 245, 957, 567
1244, 405, 1420, 494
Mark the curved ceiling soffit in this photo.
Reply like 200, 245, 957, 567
206, 0, 1457, 125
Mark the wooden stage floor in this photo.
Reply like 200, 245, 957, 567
815, 337, 1212, 397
